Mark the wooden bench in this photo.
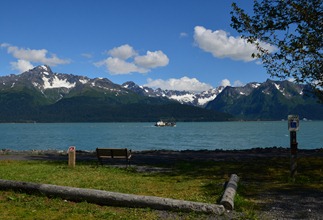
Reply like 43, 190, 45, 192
96, 148, 132, 166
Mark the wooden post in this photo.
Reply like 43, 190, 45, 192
288, 115, 299, 180
68, 146, 76, 168
290, 131, 298, 179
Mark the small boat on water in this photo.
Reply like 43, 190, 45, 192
155, 120, 176, 127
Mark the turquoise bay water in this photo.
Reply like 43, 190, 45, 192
0, 121, 322, 151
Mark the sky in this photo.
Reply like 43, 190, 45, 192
0, 0, 277, 92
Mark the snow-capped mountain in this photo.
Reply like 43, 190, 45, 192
0, 65, 232, 122
0, 65, 322, 122
122, 81, 224, 107
0, 65, 129, 102
206, 79, 323, 120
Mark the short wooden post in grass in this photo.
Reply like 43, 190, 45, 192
288, 115, 299, 180
68, 146, 76, 168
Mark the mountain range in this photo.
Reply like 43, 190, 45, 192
123, 78, 323, 120
206, 80, 323, 120
0, 65, 322, 122
122, 81, 224, 107
0, 65, 231, 122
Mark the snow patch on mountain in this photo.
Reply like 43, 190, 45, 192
42, 75, 76, 89
197, 94, 217, 106
274, 83, 286, 95
79, 79, 89, 84
41, 65, 49, 71
251, 83, 261, 88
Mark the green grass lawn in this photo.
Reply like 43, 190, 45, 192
0, 156, 322, 219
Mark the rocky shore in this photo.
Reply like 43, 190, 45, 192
1, 147, 323, 164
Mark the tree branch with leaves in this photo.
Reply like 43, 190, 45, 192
231, 0, 322, 100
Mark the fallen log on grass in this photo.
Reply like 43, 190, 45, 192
0, 179, 225, 215
220, 174, 239, 210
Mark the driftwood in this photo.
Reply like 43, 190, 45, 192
0, 179, 225, 215
220, 174, 239, 210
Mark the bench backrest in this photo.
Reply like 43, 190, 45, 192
96, 148, 131, 159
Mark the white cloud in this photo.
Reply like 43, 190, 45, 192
107, 44, 137, 60
1, 43, 10, 48
10, 59, 34, 73
81, 53, 93, 59
95, 57, 148, 75
2, 44, 70, 66
144, 77, 213, 92
220, 79, 245, 87
220, 79, 231, 87
233, 80, 244, 87
134, 50, 169, 69
194, 26, 276, 62
96, 44, 169, 75
180, 32, 188, 38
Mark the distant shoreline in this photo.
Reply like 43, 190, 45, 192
1, 146, 323, 153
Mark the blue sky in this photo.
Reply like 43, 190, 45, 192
0, 0, 276, 92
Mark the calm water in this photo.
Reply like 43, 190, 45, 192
0, 121, 322, 151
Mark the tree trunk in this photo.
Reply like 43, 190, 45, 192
0, 179, 225, 214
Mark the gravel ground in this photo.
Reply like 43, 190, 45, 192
1, 147, 323, 219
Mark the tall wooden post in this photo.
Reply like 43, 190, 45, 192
290, 131, 298, 179
288, 115, 299, 180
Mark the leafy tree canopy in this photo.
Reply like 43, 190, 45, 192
231, 0, 322, 100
